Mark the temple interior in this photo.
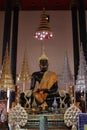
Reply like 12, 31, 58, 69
0, 0, 87, 130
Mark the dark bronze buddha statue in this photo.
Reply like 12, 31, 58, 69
19, 50, 71, 111
30, 51, 59, 109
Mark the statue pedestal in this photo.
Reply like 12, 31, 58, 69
22, 114, 69, 130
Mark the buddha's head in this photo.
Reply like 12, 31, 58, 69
39, 59, 48, 72
39, 49, 49, 72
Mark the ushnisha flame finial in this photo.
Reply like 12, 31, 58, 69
39, 45, 48, 61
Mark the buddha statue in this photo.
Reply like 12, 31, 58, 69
19, 49, 71, 111
30, 50, 59, 109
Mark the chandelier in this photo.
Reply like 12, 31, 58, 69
34, 8, 53, 40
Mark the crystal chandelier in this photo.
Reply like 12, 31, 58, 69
34, 8, 53, 40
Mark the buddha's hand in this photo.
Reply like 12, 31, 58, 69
39, 91, 43, 94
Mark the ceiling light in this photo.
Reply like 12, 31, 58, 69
34, 8, 53, 40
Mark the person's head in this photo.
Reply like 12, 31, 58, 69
39, 59, 48, 72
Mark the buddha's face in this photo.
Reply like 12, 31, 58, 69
39, 59, 48, 72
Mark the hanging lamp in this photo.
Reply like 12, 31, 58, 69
34, 8, 53, 40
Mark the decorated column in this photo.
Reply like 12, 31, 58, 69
0, 44, 15, 112
75, 43, 87, 112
